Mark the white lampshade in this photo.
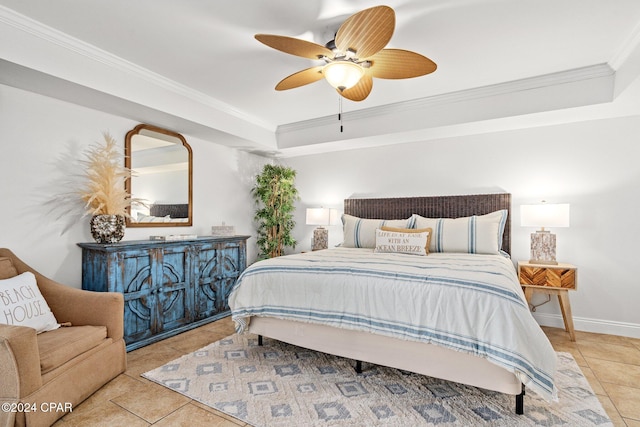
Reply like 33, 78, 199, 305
306, 207, 339, 251
306, 208, 339, 226
521, 203, 570, 229
521, 203, 570, 265
322, 61, 364, 91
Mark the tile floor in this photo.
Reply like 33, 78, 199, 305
52, 318, 640, 426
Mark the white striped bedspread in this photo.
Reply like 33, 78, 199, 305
229, 248, 557, 401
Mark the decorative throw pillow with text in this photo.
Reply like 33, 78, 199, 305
0, 272, 60, 333
374, 229, 429, 256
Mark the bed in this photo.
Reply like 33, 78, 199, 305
133, 203, 190, 223
228, 193, 557, 414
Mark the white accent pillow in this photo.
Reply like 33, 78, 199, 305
412, 210, 508, 255
0, 272, 60, 333
342, 214, 415, 248
374, 229, 429, 256
137, 213, 172, 223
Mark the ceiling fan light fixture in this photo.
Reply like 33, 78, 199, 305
255, 6, 436, 101
322, 61, 364, 91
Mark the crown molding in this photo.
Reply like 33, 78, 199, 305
610, 19, 640, 71
277, 63, 614, 134
0, 5, 274, 132
0, 5, 623, 156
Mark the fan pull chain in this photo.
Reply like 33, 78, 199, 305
338, 96, 343, 132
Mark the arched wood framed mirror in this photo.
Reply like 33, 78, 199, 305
125, 124, 193, 227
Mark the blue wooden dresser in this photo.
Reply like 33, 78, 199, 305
78, 236, 249, 351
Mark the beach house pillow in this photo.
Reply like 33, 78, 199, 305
342, 214, 415, 248
412, 210, 507, 254
374, 229, 430, 256
0, 272, 60, 333
380, 226, 433, 254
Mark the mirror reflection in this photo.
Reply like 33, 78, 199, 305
125, 124, 193, 227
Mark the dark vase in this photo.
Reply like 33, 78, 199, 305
90, 214, 125, 244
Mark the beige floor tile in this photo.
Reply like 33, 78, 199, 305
580, 366, 606, 395
165, 330, 223, 354
575, 330, 638, 348
190, 401, 248, 425
551, 343, 587, 366
596, 394, 627, 427
624, 418, 640, 427
63, 374, 149, 418
545, 327, 578, 343
153, 403, 243, 427
128, 339, 175, 359
586, 357, 640, 388
55, 400, 150, 427
601, 382, 640, 421
125, 346, 185, 378
87, 373, 148, 401
53, 377, 145, 425
157, 327, 205, 347
577, 340, 640, 366
201, 316, 235, 330
111, 381, 191, 423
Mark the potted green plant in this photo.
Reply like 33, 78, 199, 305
252, 164, 299, 259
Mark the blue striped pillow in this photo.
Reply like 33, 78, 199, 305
412, 210, 507, 254
342, 214, 415, 248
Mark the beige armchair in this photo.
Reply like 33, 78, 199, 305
0, 249, 126, 427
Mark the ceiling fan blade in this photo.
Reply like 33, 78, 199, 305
338, 74, 373, 101
335, 6, 395, 59
275, 66, 325, 90
367, 49, 437, 79
255, 34, 333, 60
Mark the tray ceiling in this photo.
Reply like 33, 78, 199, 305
2, 0, 640, 156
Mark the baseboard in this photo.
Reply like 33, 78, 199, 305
532, 312, 640, 339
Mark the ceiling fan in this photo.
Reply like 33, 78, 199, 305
255, 5, 437, 102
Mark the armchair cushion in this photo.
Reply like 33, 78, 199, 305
38, 325, 107, 374
0, 257, 18, 279
0, 272, 60, 333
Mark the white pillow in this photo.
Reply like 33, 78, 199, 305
412, 210, 507, 255
137, 213, 172, 223
342, 214, 415, 248
0, 272, 60, 333
374, 229, 429, 256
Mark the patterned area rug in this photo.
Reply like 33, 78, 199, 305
142, 334, 612, 426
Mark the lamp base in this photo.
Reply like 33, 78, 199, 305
529, 230, 558, 265
312, 227, 328, 251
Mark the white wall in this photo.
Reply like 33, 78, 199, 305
286, 116, 640, 338
0, 84, 263, 287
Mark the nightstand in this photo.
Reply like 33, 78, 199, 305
517, 261, 578, 341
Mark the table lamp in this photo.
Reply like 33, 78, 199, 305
520, 202, 570, 265
306, 208, 338, 251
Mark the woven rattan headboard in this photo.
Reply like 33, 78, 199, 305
343, 193, 511, 254
149, 203, 189, 219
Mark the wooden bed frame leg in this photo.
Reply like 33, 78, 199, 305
516, 384, 525, 415
258, 335, 263, 346
355, 360, 362, 374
